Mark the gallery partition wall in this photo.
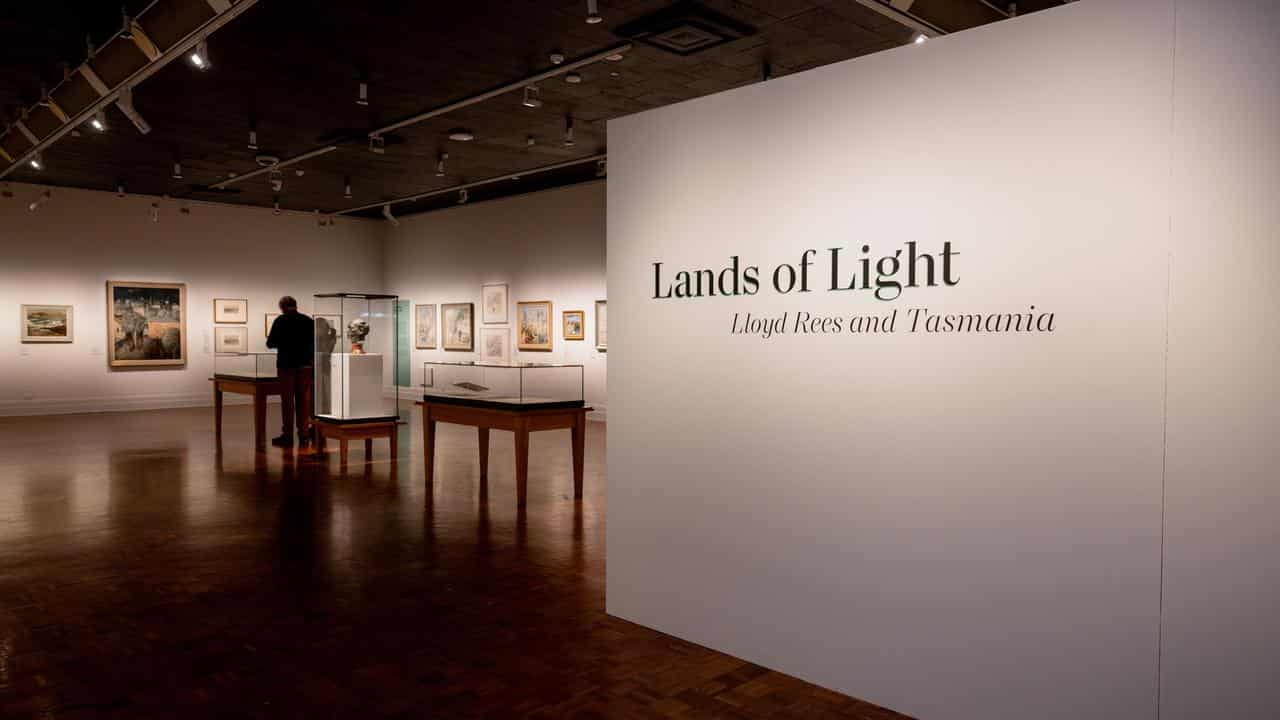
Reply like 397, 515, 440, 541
606, 0, 1279, 718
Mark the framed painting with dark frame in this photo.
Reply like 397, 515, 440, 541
107, 281, 187, 368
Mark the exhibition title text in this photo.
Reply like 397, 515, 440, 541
652, 242, 958, 302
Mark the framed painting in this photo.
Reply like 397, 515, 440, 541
517, 300, 552, 352
595, 299, 607, 351
214, 325, 249, 353
481, 283, 508, 324
264, 312, 280, 337
442, 302, 474, 351
213, 298, 248, 323
415, 304, 437, 349
562, 310, 585, 341
480, 327, 510, 364
20, 304, 73, 343
107, 281, 186, 368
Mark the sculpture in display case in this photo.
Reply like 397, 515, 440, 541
346, 318, 370, 354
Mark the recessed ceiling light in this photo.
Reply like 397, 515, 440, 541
586, 0, 602, 24
565, 71, 583, 84
90, 111, 107, 132
189, 39, 210, 70
605, 53, 625, 62
913, 33, 928, 44
448, 128, 475, 142
28, 153, 43, 170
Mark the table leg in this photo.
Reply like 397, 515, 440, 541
364, 438, 373, 459
515, 420, 529, 507
478, 427, 490, 482
253, 389, 267, 451
423, 405, 436, 489
389, 424, 399, 460
214, 383, 224, 445
340, 438, 349, 467
571, 410, 585, 500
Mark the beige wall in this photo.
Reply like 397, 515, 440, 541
0, 184, 384, 416
382, 182, 608, 418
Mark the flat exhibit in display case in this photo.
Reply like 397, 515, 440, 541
517, 300, 552, 351
423, 361, 584, 409
214, 351, 277, 380
107, 281, 186, 368
313, 293, 405, 423
20, 304, 73, 343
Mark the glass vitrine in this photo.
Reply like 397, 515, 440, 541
313, 293, 404, 423
213, 352, 277, 380
423, 361, 584, 409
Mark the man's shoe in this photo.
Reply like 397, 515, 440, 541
271, 434, 294, 448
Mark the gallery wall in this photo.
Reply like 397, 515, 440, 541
382, 182, 608, 418
609, 0, 1276, 718
0, 184, 383, 416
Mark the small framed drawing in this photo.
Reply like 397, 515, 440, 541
264, 312, 280, 337
441, 302, 474, 351
213, 298, 248, 323
415, 304, 437, 349
480, 327, 510, 364
594, 299, 607, 351
214, 325, 249, 353
21, 304, 73, 343
481, 283, 509, 324
562, 310, 585, 341
517, 300, 553, 352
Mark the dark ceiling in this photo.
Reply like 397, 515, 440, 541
0, 0, 1066, 219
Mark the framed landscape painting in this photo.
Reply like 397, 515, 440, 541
517, 300, 552, 352
213, 298, 248, 323
595, 299, 607, 351
107, 281, 186, 368
20, 304, 73, 343
214, 325, 249, 353
415, 304, 437, 349
480, 327, 510, 364
481, 283, 508, 324
563, 310, 585, 341
442, 302, 474, 351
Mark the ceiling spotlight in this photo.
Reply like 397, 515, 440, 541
90, 110, 107, 132
28, 190, 51, 212
565, 71, 583, 84
586, 0, 602, 24
294, 169, 305, 177
150, 202, 160, 223
38, 85, 52, 108
343, 176, 353, 199
247, 127, 258, 151
526, 135, 536, 148
549, 51, 566, 65
457, 189, 469, 205
382, 203, 399, 226
435, 152, 448, 177
273, 196, 281, 216
913, 33, 928, 44
522, 85, 543, 108
269, 168, 283, 192
596, 159, 607, 177
357, 81, 369, 106
1, 183, 13, 199
29, 153, 44, 170
604, 52, 625, 62
172, 161, 183, 180
115, 87, 151, 135
563, 115, 575, 147
447, 128, 475, 142
120, 8, 134, 40
116, 182, 126, 197
369, 135, 386, 154
189, 38, 210, 70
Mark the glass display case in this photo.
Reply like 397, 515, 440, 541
313, 293, 405, 423
213, 352, 277, 381
423, 361, 584, 409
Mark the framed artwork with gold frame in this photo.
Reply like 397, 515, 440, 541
517, 300, 553, 352
562, 310, 585, 341
107, 281, 187, 368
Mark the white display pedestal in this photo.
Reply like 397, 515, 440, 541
326, 353, 383, 419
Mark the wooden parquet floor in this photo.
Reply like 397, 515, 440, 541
0, 406, 911, 719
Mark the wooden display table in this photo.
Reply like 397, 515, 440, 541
418, 399, 591, 507
314, 417, 399, 466
212, 375, 283, 451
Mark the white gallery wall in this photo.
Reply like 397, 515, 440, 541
382, 182, 608, 417
0, 184, 383, 416
608, 0, 1277, 718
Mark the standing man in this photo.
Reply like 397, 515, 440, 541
266, 296, 315, 448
